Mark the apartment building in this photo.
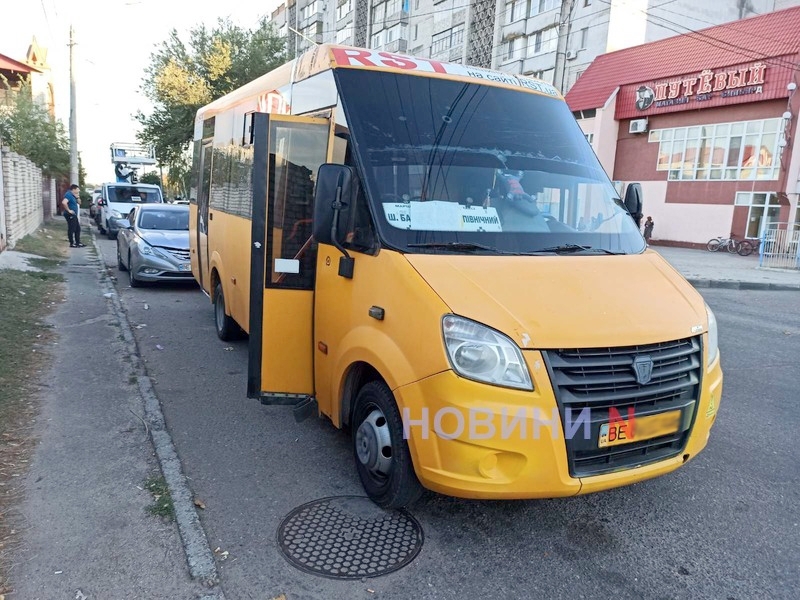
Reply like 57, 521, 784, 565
270, 0, 800, 93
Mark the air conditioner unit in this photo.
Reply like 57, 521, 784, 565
629, 118, 648, 134
565, 50, 577, 60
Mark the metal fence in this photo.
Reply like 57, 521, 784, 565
759, 222, 800, 270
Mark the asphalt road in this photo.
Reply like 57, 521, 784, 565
96, 235, 800, 600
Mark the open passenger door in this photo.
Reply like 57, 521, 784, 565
247, 112, 333, 409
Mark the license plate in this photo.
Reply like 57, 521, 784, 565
598, 410, 681, 448
179, 263, 190, 271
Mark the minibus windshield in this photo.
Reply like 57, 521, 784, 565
335, 69, 645, 255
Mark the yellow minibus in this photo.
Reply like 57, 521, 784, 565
189, 45, 722, 508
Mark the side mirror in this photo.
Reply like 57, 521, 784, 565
118, 219, 131, 229
623, 183, 643, 227
313, 164, 357, 246
98, 199, 105, 206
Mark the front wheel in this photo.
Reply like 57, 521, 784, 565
214, 282, 238, 341
727, 240, 740, 254
117, 245, 127, 271
707, 238, 721, 252
352, 381, 423, 509
128, 252, 141, 287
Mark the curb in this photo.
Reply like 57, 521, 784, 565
686, 278, 800, 291
90, 229, 224, 595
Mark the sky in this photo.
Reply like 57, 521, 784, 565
1, 0, 281, 184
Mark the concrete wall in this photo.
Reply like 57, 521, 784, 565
1, 146, 44, 250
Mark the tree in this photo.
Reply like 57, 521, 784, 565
0, 78, 70, 178
136, 18, 286, 173
139, 171, 161, 186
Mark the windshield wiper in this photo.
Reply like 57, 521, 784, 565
528, 244, 624, 255
407, 242, 514, 254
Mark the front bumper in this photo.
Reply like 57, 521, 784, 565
131, 251, 193, 283
395, 350, 722, 499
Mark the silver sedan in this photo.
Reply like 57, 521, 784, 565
116, 204, 193, 287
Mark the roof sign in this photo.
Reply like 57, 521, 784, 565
329, 47, 561, 98
633, 62, 768, 113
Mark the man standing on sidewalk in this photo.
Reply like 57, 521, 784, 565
62, 184, 85, 248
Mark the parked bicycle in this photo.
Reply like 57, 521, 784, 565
736, 237, 761, 256
707, 234, 743, 253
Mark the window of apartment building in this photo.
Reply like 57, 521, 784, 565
385, 22, 408, 43
431, 25, 464, 54
506, 0, 527, 24
337, 0, 353, 20
585, 132, 594, 144
531, 0, 558, 16
529, 26, 558, 55
301, 0, 319, 20
579, 27, 588, 49
734, 192, 781, 238
373, 2, 386, 24
413, 24, 418, 40
372, 29, 384, 47
584, 0, 591, 6
336, 25, 353, 43
385, 0, 403, 16
504, 37, 522, 61
650, 118, 782, 181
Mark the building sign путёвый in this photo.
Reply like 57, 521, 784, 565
634, 62, 767, 111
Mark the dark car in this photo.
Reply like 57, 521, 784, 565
116, 204, 191, 287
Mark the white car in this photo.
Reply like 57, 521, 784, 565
98, 182, 164, 239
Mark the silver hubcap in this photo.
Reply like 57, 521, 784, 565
355, 408, 393, 479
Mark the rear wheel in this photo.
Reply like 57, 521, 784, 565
707, 238, 721, 252
738, 241, 754, 256
727, 240, 739, 253
214, 282, 238, 341
352, 381, 423, 509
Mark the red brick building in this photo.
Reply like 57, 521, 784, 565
566, 6, 800, 248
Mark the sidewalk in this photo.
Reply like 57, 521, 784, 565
652, 245, 800, 291
5, 239, 219, 599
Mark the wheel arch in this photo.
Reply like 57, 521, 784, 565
340, 362, 385, 429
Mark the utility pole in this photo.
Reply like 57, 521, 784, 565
553, 0, 577, 94
69, 25, 79, 186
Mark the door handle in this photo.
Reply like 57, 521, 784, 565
209, 212, 213, 220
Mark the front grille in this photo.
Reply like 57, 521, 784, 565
543, 336, 702, 477
161, 248, 190, 262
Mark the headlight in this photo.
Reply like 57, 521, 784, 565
139, 245, 166, 259
110, 210, 122, 219
705, 303, 718, 367
442, 315, 533, 390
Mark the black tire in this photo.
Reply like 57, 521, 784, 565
352, 381, 423, 509
727, 240, 739, 254
128, 252, 141, 287
214, 282, 238, 341
707, 239, 721, 252
107, 229, 116, 240
117, 244, 127, 271
738, 241, 754, 256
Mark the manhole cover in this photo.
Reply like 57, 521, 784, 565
277, 496, 423, 579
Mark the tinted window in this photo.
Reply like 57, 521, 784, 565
137, 209, 189, 230
335, 70, 644, 255
106, 186, 163, 203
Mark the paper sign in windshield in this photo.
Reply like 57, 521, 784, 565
382, 201, 502, 232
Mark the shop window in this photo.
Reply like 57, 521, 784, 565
650, 118, 781, 181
